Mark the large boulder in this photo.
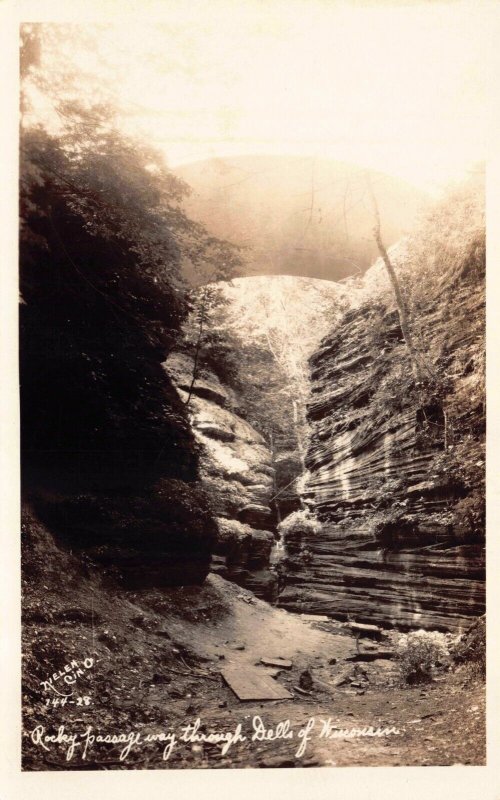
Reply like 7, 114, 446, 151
237, 503, 274, 531
215, 518, 274, 567
214, 518, 277, 600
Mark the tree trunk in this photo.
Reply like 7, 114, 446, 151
365, 173, 427, 383
184, 287, 207, 407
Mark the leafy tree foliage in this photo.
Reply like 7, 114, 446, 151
19, 23, 238, 589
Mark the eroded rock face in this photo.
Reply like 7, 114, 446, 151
165, 353, 278, 599
279, 527, 485, 631
279, 268, 485, 632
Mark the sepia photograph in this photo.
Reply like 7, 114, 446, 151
6, 0, 494, 785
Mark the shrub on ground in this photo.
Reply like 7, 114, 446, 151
396, 629, 450, 684
451, 615, 486, 680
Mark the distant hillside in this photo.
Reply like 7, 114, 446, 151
176, 155, 428, 282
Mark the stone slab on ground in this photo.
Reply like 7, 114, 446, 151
260, 657, 293, 670
345, 651, 395, 662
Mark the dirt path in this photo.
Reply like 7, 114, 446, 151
22, 572, 485, 770
140, 577, 485, 768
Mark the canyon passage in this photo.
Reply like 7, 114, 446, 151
17, 12, 488, 775
21, 179, 486, 768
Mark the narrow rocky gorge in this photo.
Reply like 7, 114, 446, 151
173, 196, 486, 635
18, 21, 488, 774
163, 276, 344, 601
20, 159, 487, 770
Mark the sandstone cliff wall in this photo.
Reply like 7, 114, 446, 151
165, 352, 279, 599
279, 245, 485, 631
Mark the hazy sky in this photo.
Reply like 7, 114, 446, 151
23, 0, 489, 193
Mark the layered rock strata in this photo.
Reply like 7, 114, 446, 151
279, 269, 485, 631
165, 352, 278, 599
279, 525, 484, 631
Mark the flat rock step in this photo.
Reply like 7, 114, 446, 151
345, 651, 395, 662
348, 622, 386, 639
348, 622, 382, 633
260, 657, 293, 669
222, 665, 293, 701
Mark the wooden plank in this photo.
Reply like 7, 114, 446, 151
221, 665, 293, 701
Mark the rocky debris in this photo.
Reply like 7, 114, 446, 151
53, 607, 102, 624
236, 593, 257, 605
293, 685, 312, 696
258, 756, 297, 768
332, 668, 353, 687
300, 613, 331, 623
348, 622, 386, 640
21, 518, 486, 770
298, 669, 314, 691
154, 630, 172, 639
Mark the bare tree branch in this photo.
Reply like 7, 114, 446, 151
365, 172, 430, 383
